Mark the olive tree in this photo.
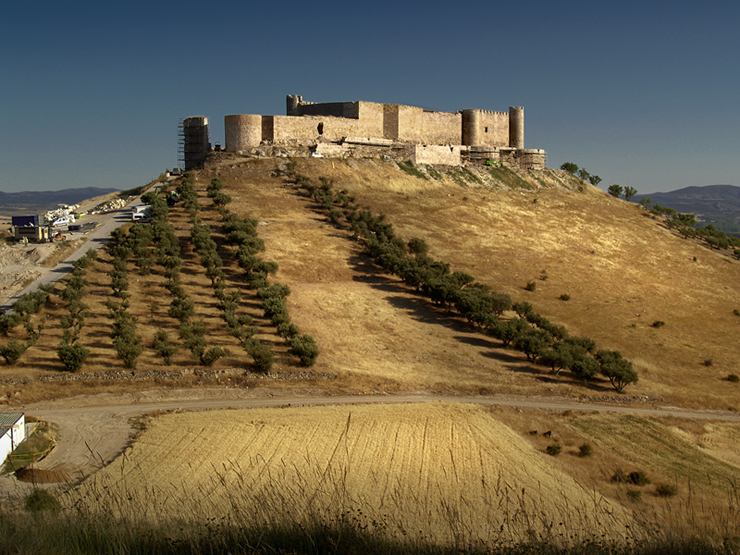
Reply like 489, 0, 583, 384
596, 350, 638, 392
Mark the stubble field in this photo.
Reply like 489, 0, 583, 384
79, 402, 634, 545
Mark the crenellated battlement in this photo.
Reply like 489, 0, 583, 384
222, 95, 546, 170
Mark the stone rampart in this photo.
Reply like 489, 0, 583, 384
412, 144, 462, 165
420, 111, 462, 145
221, 95, 546, 170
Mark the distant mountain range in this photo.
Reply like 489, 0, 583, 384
0, 187, 119, 215
633, 184, 740, 236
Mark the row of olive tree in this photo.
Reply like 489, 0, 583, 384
0, 287, 48, 365
561, 162, 639, 202
56, 250, 97, 372
186, 220, 231, 367
148, 195, 182, 364
293, 171, 636, 392
105, 228, 144, 368
211, 181, 319, 369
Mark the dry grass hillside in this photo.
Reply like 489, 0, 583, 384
4, 157, 740, 552
2, 156, 740, 411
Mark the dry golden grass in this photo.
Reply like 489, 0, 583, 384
42, 238, 88, 268
3, 156, 740, 411
79, 403, 634, 545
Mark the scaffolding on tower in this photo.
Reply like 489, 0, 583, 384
178, 116, 210, 171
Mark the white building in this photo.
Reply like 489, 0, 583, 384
0, 412, 25, 468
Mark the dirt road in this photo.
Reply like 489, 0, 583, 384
2, 196, 143, 311
3, 387, 738, 496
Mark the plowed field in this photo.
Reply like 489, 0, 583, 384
79, 402, 634, 545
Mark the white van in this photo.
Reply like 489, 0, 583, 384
131, 206, 152, 222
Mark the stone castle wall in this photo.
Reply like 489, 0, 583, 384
223, 96, 546, 170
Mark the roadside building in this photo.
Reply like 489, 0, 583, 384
0, 412, 25, 468
11, 215, 49, 242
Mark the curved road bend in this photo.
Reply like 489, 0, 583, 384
9, 392, 740, 490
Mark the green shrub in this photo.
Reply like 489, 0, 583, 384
25, 489, 60, 512
655, 483, 678, 497
578, 443, 593, 457
153, 329, 178, 365
559, 294, 571, 301
651, 320, 665, 328
546, 443, 562, 456
113, 333, 143, 369
628, 471, 650, 486
200, 347, 229, 367
0, 313, 23, 336
525, 281, 537, 292
726, 374, 740, 383
0, 339, 27, 365
247, 340, 273, 373
56, 341, 89, 372
288, 334, 320, 367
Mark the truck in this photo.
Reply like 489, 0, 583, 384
131, 205, 152, 222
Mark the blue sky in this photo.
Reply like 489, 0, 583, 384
1, 0, 738, 194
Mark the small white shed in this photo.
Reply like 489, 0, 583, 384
0, 412, 25, 468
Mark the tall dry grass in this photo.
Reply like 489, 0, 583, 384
1, 462, 738, 555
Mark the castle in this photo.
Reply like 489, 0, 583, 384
189, 96, 547, 170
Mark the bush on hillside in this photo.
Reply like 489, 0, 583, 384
0, 340, 27, 365
655, 483, 678, 497
247, 340, 273, 373
56, 341, 90, 372
25, 489, 60, 513
288, 334, 320, 367
153, 329, 178, 365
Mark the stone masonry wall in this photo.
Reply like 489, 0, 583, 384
221, 96, 545, 170
420, 110, 462, 145
270, 112, 383, 143
477, 111, 510, 148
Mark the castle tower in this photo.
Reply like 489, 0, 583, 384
286, 94, 302, 116
462, 109, 482, 146
179, 116, 210, 170
509, 106, 524, 149
225, 115, 262, 151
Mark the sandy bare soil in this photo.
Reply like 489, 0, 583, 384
0, 242, 58, 307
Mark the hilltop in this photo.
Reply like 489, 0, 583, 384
2, 156, 739, 411
3, 157, 740, 553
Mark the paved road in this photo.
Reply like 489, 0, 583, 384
2, 388, 736, 496
4, 197, 142, 311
